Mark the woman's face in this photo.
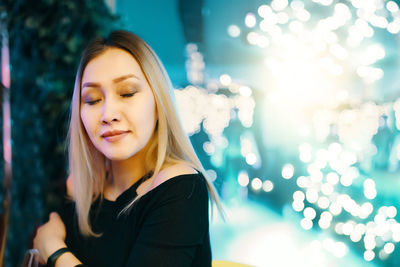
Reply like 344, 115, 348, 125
80, 48, 157, 161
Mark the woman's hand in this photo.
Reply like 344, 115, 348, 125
33, 212, 67, 265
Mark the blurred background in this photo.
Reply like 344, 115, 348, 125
1, 0, 400, 266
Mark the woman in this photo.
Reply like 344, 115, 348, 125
33, 30, 223, 267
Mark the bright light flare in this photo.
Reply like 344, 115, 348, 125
386, 1, 399, 13
293, 200, 305, 212
364, 250, 375, 261
219, 74, 232, 86
384, 243, 395, 254
245, 13, 257, 28
304, 207, 316, 219
228, 25, 241, 37
262, 180, 274, 192
301, 218, 313, 230
293, 190, 305, 201
282, 164, 294, 179
251, 177, 263, 190
258, 5, 272, 18
238, 171, 250, 187
271, 0, 289, 11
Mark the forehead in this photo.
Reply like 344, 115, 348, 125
81, 48, 144, 84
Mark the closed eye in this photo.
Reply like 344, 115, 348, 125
121, 92, 136, 98
86, 99, 101, 105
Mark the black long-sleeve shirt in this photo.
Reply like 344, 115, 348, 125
58, 172, 212, 267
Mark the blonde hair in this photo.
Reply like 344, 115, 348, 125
67, 30, 224, 237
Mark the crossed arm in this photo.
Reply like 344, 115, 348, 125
33, 212, 83, 266
33, 174, 81, 266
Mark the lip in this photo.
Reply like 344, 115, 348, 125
101, 130, 129, 142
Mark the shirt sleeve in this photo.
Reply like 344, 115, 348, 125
124, 175, 210, 267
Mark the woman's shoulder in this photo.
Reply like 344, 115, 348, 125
154, 163, 198, 186
137, 163, 205, 197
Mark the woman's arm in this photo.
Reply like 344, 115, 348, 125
53, 251, 83, 267
33, 212, 83, 266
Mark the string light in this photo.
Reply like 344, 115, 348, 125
227, 25, 241, 37
221, 0, 400, 264
245, 13, 257, 28
262, 180, 274, 192
238, 171, 250, 187
251, 178, 263, 191
282, 164, 295, 179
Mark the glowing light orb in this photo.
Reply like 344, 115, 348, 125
292, 200, 305, 212
282, 164, 295, 179
384, 243, 395, 254
293, 190, 305, 201
228, 25, 241, 37
219, 74, 232, 86
304, 207, 316, 219
262, 180, 274, 192
364, 250, 375, 261
245, 13, 257, 28
301, 218, 313, 230
238, 171, 250, 187
251, 177, 263, 191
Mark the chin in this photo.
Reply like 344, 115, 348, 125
101, 147, 142, 162
103, 153, 132, 161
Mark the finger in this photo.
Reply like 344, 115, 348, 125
49, 212, 58, 219
39, 256, 45, 265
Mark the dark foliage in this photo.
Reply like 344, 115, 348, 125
0, 1, 118, 266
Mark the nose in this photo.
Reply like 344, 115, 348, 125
101, 97, 121, 125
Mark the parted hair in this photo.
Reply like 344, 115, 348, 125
67, 30, 224, 237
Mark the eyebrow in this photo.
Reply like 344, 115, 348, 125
82, 74, 139, 89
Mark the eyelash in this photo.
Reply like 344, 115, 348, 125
121, 92, 136, 98
87, 99, 102, 105
85, 92, 136, 105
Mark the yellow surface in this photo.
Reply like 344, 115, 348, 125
212, 260, 253, 267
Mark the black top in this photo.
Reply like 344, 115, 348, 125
58, 172, 212, 267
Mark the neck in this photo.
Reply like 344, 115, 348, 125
109, 150, 148, 192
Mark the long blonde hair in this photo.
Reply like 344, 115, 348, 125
67, 30, 224, 237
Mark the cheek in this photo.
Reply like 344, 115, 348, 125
80, 109, 96, 137
152, 100, 158, 122
148, 95, 157, 123
80, 110, 88, 130
132, 94, 157, 130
